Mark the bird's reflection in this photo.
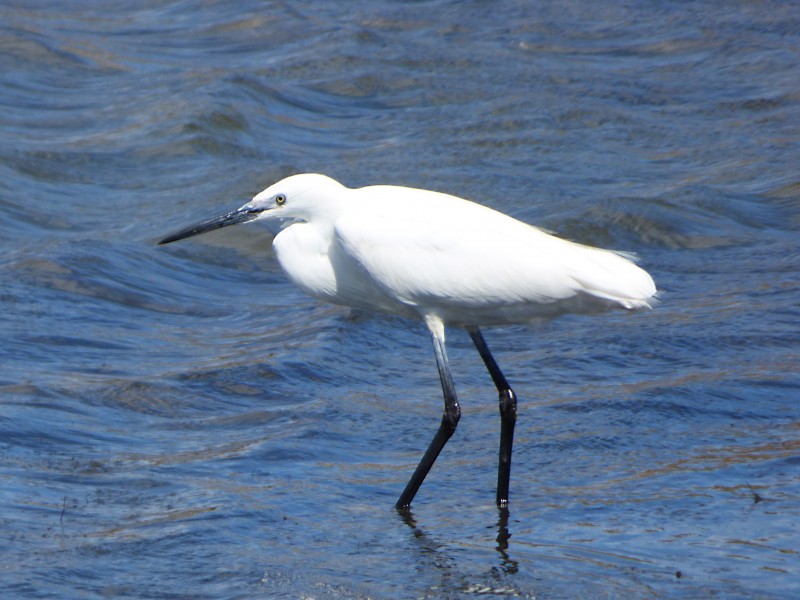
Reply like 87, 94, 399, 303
495, 506, 519, 574
398, 505, 520, 576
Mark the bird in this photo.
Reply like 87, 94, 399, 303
159, 173, 656, 510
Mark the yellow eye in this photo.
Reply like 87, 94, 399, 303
275, 194, 286, 206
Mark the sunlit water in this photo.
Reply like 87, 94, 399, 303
1, 1, 798, 598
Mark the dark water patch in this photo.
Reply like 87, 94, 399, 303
22, 334, 129, 351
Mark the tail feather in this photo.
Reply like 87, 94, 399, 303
568, 246, 657, 310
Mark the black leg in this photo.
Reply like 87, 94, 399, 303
467, 326, 517, 507
396, 318, 461, 510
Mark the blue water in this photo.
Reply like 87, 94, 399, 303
2, 1, 799, 598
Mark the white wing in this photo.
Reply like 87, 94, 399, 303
332, 191, 655, 323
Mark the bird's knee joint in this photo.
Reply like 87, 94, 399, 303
498, 389, 517, 418
442, 405, 461, 432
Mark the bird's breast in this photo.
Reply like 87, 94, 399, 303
272, 224, 338, 301
273, 222, 414, 315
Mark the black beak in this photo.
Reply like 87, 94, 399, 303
158, 206, 265, 245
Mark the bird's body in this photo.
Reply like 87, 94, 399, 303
159, 173, 656, 509
264, 175, 654, 324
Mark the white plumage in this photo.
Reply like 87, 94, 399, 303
159, 173, 657, 509
257, 174, 655, 323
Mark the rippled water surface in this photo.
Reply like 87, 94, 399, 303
2, 1, 799, 598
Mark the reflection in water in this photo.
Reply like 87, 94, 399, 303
495, 507, 518, 575
399, 506, 523, 595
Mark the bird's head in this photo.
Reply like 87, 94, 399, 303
158, 173, 345, 245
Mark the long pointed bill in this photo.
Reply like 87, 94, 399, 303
158, 205, 266, 245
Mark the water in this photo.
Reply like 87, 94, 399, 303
1, 1, 798, 597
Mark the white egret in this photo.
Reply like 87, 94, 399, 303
159, 173, 656, 509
